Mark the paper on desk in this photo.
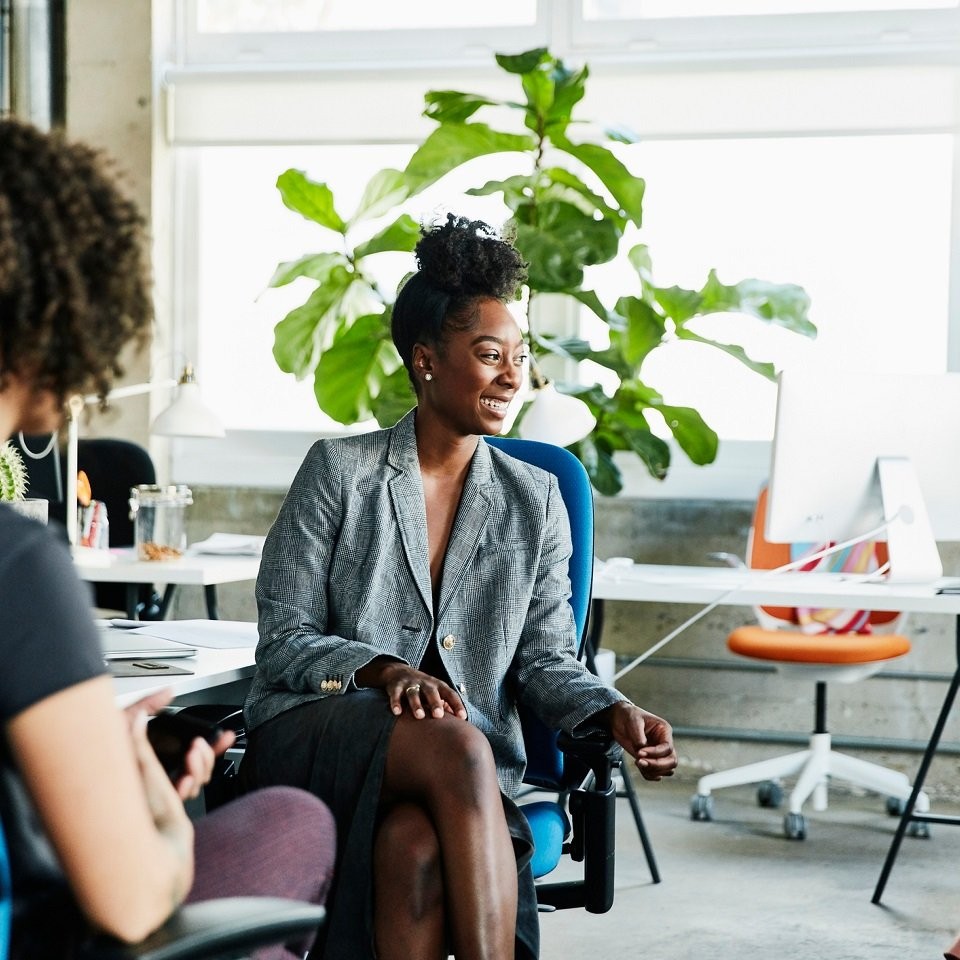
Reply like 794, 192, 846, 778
126, 619, 259, 649
187, 533, 266, 557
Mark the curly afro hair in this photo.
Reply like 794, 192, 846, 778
391, 214, 527, 386
0, 119, 151, 405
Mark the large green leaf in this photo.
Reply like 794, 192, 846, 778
268, 252, 346, 288
272, 265, 355, 378
314, 313, 400, 423
674, 328, 778, 380
550, 136, 645, 227
276, 169, 346, 233
615, 295, 667, 367
496, 48, 549, 75
531, 333, 594, 363
537, 167, 625, 226
653, 403, 718, 464
424, 90, 501, 124
513, 222, 584, 290
547, 62, 587, 128
350, 168, 410, 225
404, 124, 536, 194
573, 434, 623, 495
513, 201, 619, 291
370, 364, 418, 427
353, 215, 421, 259
699, 271, 816, 337
652, 285, 703, 324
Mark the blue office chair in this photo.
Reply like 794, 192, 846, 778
485, 436, 659, 911
0, 810, 325, 960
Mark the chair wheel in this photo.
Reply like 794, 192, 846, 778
784, 812, 807, 840
690, 794, 714, 822
885, 796, 907, 817
906, 820, 931, 839
757, 781, 784, 808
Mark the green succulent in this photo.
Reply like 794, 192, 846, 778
0, 441, 28, 502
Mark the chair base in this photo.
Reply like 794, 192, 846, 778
693, 732, 930, 829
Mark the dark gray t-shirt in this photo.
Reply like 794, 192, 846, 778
0, 505, 107, 957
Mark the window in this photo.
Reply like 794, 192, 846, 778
162, 0, 960, 494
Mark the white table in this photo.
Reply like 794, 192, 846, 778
76, 548, 261, 619
590, 561, 960, 904
112, 643, 257, 709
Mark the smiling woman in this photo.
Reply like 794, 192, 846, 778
237, 213, 678, 960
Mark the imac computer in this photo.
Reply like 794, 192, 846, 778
765, 368, 960, 584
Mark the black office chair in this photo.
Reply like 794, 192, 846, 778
12, 435, 163, 619
0, 808, 325, 960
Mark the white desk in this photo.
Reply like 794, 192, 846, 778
112, 643, 257, 709
77, 549, 261, 619
590, 562, 960, 904
593, 562, 960, 615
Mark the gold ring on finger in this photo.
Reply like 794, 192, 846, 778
404, 684, 421, 695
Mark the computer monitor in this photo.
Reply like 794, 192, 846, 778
765, 368, 960, 583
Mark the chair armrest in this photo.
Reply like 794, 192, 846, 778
78, 897, 325, 960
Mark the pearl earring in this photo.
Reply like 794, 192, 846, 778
424, 373, 433, 381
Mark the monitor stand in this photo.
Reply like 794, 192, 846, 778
877, 456, 943, 584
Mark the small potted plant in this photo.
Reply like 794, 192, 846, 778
0, 441, 47, 522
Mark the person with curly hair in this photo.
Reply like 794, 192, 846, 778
239, 213, 678, 960
0, 118, 335, 959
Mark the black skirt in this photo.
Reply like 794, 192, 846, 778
239, 689, 539, 959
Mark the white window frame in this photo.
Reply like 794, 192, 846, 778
157, 1, 960, 497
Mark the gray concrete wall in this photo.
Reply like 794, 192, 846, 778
176, 488, 960, 799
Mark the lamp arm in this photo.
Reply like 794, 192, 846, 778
66, 379, 178, 547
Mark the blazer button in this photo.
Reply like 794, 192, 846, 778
320, 680, 329, 691
442, 634, 456, 650
458, 682, 467, 694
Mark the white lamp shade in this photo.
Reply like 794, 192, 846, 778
151, 381, 225, 438
517, 383, 596, 448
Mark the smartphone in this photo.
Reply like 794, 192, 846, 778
146, 710, 225, 782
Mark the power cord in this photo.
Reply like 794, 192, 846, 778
609, 513, 900, 683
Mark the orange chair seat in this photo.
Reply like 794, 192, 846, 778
728, 625, 911, 665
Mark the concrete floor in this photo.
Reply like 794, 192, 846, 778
537, 772, 960, 960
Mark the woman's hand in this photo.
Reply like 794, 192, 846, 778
123, 690, 236, 801
355, 658, 467, 720
603, 702, 678, 782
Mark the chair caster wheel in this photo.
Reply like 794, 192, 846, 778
906, 820, 931, 839
885, 796, 907, 817
690, 794, 714, 821
757, 781, 784, 808
784, 812, 807, 840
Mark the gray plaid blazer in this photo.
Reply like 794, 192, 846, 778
244, 409, 625, 797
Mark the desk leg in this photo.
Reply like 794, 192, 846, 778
872, 613, 960, 904
125, 584, 139, 620
204, 584, 220, 620
159, 585, 177, 619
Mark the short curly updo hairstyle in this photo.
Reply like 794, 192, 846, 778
0, 119, 151, 404
391, 214, 527, 389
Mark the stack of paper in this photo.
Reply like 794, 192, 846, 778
187, 533, 266, 557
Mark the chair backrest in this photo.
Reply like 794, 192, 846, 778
750, 485, 898, 628
485, 437, 595, 787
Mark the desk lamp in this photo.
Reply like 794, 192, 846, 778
65, 364, 224, 549
517, 358, 596, 448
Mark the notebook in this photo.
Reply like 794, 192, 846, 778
98, 626, 198, 661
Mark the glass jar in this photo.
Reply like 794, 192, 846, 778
129, 484, 193, 561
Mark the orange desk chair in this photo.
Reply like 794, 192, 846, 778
690, 486, 930, 840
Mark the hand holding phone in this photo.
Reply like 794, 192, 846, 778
146, 710, 225, 782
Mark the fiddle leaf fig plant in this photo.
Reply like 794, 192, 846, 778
269, 47, 815, 494
0, 441, 28, 502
